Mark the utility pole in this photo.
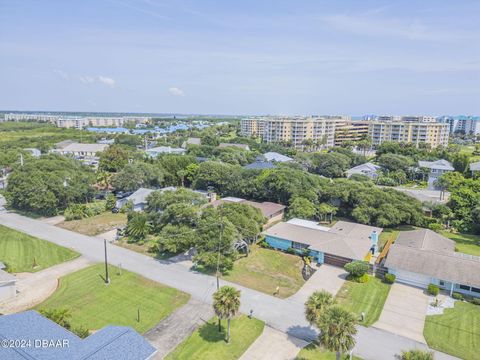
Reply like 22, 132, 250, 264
104, 239, 110, 284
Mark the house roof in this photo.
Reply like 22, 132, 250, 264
263, 221, 381, 260
146, 146, 185, 155
209, 197, 285, 218
182, 137, 201, 147
470, 161, 480, 171
124, 188, 155, 206
346, 162, 380, 176
59, 143, 108, 153
0, 311, 156, 360
55, 139, 76, 149
244, 161, 277, 170
385, 229, 480, 288
218, 143, 250, 151
418, 159, 454, 171
0, 269, 16, 283
261, 152, 293, 162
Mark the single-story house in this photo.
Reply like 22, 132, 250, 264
346, 162, 381, 179
209, 196, 285, 226
263, 219, 381, 266
145, 146, 186, 157
418, 159, 454, 190
384, 229, 480, 298
181, 137, 201, 148
218, 143, 250, 151
470, 161, 480, 176
55, 139, 76, 149
24, 148, 41, 158
54, 142, 109, 158
0, 265, 16, 302
0, 310, 157, 360
244, 161, 277, 170
259, 152, 293, 163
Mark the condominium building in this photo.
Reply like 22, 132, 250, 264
240, 117, 266, 138
3, 113, 59, 122
334, 121, 370, 146
369, 121, 449, 148
374, 115, 436, 123
437, 116, 480, 135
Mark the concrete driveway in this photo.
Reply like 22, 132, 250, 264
289, 264, 347, 304
373, 283, 429, 344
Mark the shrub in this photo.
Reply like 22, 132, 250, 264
401, 349, 434, 360
427, 283, 439, 296
428, 222, 444, 232
470, 298, 480, 305
344, 260, 369, 278
105, 194, 117, 211
286, 247, 296, 255
257, 239, 271, 249
64, 202, 104, 221
384, 273, 396, 284
452, 292, 463, 300
120, 200, 134, 213
72, 326, 89, 338
355, 273, 370, 283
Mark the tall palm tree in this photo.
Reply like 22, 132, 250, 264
212, 286, 241, 343
317, 305, 357, 360
304, 290, 336, 326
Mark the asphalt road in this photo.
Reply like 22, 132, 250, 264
0, 210, 457, 360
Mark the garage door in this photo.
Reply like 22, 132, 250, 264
395, 269, 431, 288
324, 253, 352, 267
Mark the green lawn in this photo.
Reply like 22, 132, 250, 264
0, 224, 79, 272
35, 263, 189, 333
424, 301, 480, 360
336, 276, 391, 326
57, 212, 127, 236
296, 343, 362, 360
440, 231, 480, 256
222, 245, 305, 298
378, 225, 418, 249
166, 315, 264, 360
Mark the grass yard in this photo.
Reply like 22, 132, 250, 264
336, 276, 391, 326
424, 301, 480, 360
35, 263, 189, 333
296, 343, 362, 360
166, 315, 264, 360
0, 224, 78, 272
222, 245, 305, 298
116, 239, 174, 260
57, 212, 127, 236
440, 231, 480, 256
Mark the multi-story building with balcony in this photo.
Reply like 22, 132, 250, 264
334, 121, 370, 146
437, 116, 480, 135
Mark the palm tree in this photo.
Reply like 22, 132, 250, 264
304, 290, 336, 326
212, 285, 241, 343
125, 212, 151, 242
317, 305, 357, 360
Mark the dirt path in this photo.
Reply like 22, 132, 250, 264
0, 256, 93, 314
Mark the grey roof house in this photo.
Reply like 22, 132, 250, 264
244, 161, 277, 170
385, 229, 480, 297
346, 162, 381, 179
0, 310, 156, 360
145, 146, 186, 157
181, 137, 201, 148
418, 159, 454, 189
259, 152, 293, 162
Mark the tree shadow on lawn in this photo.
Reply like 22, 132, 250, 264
198, 321, 227, 343
287, 325, 317, 342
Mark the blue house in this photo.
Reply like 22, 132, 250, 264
263, 219, 381, 266
0, 310, 157, 360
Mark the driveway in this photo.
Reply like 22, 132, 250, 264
144, 298, 213, 359
373, 283, 429, 344
0, 256, 93, 314
288, 264, 347, 305
240, 326, 308, 360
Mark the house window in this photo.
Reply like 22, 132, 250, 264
292, 242, 308, 250
459, 284, 471, 291
471, 287, 480, 293
439, 280, 445, 287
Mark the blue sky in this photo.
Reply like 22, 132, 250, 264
0, 0, 479, 115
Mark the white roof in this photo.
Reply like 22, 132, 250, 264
59, 143, 108, 153
262, 152, 293, 162
222, 196, 245, 203
346, 162, 380, 176
125, 188, 155, 205
418, 159, 454, 171
147, 146, 185, 154
470, 161, 480, 171
286, 218, 331, 232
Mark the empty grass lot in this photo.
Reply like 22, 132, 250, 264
35, 263, 189, 333
222, 245, 305, 298
424, 301, 480, 360
57, 212, 127, 236
166, 315, 264, 360
336, 276, 391, 326
296, 343, 362, 360
440, 231, 480, 256
0, 224, 78, 272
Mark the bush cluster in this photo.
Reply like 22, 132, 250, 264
384, 273, 396, 284
64, 202, 104, 221
427, 284, 439, 296
452, 292, 463, 300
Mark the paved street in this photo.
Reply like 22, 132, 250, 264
0, 211, 458, 360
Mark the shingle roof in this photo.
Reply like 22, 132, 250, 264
125, 188, 155, 206
261, 152, 293, 162
346, 162, 380, 175
209, 197, 285, 218
418, 159, 454, 171
385, 229, 480, 288
263, 221, 381, 260
244, 161, 277, 170
470, 161, 480, 171
0, 311, 156, 360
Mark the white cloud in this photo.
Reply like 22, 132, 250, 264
79, 75, 95, 84
53, 69, 69, 80
98, 76, 116, 87
168, 87, 185, 96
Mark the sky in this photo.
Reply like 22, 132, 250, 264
0, 0, 479, 115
